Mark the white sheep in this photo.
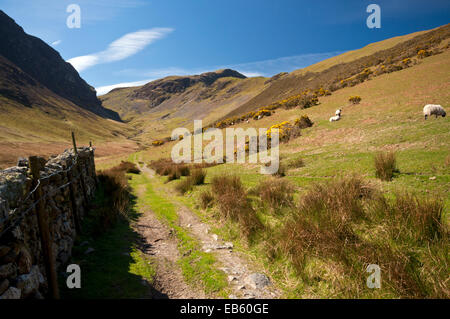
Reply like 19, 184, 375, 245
423, 104, 446, 119
335, 109, 342, 116
329, 115, 341, 122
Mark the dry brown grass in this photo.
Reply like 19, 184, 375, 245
199, 190, 215, 209
150, 159, 219, 181
116, 161, 140, 174
211, 175, 263, 239
382, 192, 446, 243
274, 176, 418, 296
191, 168, 207, 185
175, 168, 207, 194
374, 151, 398, 181
268, 175, 448, 298
274, 176, 367, 270
150, 158, 191, 182
93, 161, 137, 235
257, 177, 295, 212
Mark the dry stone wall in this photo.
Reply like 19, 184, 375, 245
0, 147, 97, 299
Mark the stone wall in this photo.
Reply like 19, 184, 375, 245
0, 147, 96, 299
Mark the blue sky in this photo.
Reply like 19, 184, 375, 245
1, 0, 449, 95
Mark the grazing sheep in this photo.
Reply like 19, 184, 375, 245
423, 104, 446, 119
335, 109, 342, 116
329, 115, 341, 122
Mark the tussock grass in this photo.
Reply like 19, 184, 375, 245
191, 168, 207, 185
115, 161, 141, 174
380, 192, 446, 243
257, 177, 295, 213
95, 161, 138, 234
375, 151, 398, 181
276, 176, 372, 268
150, 158, 191, 181
175, 169, 207, 194
211, 175, 263, 240
150, 159, 218, 183
264, 175, 449, 298
199, 190, 215, 209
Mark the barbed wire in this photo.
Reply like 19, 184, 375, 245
0, 150, 91, 239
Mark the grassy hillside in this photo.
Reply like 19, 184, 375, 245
99, 24, 449, 148
64, 24, 450, 299
132, 46, 450, 202
0, 57, 139, 168
0, 93, 139, 168
292, 28, 431, 75
124, 45, 449, 299
227, 24, 450, 118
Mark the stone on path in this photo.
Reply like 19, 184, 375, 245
244, 273, 271, 289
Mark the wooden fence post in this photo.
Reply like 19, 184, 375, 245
29, 156, 60, 299
89, 141, 98, 186
71, 131, 77, 153
71, 132, 88, 204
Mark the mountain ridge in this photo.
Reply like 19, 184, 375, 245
0, 10, 120, 121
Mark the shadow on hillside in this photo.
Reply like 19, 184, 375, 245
60, 187, 168, 299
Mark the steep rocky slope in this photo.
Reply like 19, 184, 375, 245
0, 10, 138, 168
0, 10, 120, 121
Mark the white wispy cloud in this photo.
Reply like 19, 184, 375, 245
96, 79, 153, 96
68, 28, 174, 72
51, 40, 62, 46
240, 71, 264, 77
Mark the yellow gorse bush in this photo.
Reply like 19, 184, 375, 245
152, 140, 165, 146
349, 96, 362, 104
417, 49, 429, 59
210, 89, 321, 129
266, 121, 291, 141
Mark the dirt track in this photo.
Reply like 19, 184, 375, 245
133, 163, 280, 299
